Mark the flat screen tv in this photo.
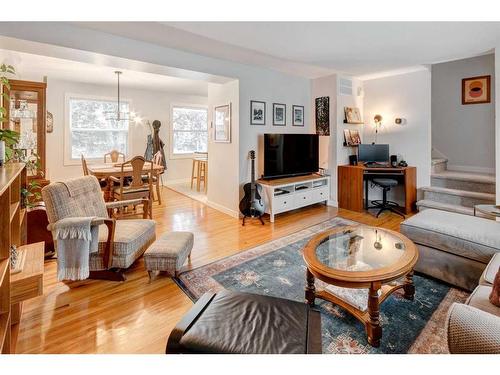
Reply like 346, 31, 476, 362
263, 134, 319, 179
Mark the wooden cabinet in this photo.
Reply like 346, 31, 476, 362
4, 80, 49, 189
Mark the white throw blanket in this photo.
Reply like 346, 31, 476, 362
51, 217, 99, 281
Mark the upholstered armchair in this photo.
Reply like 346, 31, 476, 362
42, 175, 156, 281
446, 253, 500, 353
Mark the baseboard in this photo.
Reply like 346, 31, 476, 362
206, 200, 240, 219
446, 164, 495, 175
165, 178, 191, 185
327, 200, 338, 207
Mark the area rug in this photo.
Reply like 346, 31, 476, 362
176, 217, 469, 354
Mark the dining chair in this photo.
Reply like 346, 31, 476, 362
104, 149, 126, 163
151, 151, 165, 205
110, 156, 153, 219
81, 154, 107, 188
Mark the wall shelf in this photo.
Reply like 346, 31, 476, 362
343, 120, 364, 124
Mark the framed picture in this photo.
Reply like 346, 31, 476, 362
272, 103, 286, 126
214, 103, 231, 143
292, 105, 305, 126
315, 96, 330, 136
250, 100, 266, 125
344, 107, 362, 123
46, 111, 54, 133
462, 75, 491, 105
343, 129, 362, 146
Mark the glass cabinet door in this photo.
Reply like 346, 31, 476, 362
7, 80, 46, 179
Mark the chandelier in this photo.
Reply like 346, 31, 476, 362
104, 71, 130, 121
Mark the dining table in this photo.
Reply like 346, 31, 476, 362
87, 161, 164, 202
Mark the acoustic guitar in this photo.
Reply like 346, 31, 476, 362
239, 150, 265, 225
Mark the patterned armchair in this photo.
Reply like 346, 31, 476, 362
42, 175, 156, 281
446, 253, 500, 353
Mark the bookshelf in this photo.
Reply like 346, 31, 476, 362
0, 163, 26, 354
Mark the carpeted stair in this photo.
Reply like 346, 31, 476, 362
417, 158, 496, 217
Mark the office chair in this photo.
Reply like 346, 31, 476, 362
368, 178, 405, 218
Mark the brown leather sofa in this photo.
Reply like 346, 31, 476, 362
167, 290, 322, 354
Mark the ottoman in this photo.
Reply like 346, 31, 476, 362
400, 209, 500, 291
166, 290, 322, 354
144, 231, 194, 278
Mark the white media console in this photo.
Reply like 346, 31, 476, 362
258, 174, 330, 222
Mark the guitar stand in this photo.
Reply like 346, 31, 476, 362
242, 214, 265, 226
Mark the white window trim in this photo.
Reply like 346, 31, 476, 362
169, 103, 209, 160
64, 93, 132, 166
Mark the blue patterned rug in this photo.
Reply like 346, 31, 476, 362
176, 217, 468, 354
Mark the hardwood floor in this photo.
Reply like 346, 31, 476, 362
15, 187, 407, 354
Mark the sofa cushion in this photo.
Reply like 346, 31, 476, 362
90, 219, 156, 269
466, 285, 500, 317
400, 209, 500, 264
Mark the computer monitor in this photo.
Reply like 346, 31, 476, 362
358, 144, 389, 163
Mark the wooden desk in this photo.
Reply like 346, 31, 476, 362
338, 164, 416, 214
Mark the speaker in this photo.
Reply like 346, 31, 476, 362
349, 155, 358, 166
390, 155, 398, 167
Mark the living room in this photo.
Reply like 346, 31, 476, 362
0, 2, 499, 374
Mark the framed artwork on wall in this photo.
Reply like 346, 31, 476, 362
273, 103, 286, 126
315, 96, 330, 136
344, 106, 362, 124
250, 100, 266, 125
462, 75, 491, 105
214, 103, 231, 143
292, 105, 305, 126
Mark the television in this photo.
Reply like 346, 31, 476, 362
358, 144, 389, 163
263, 134, 319, 179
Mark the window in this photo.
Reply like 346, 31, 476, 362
68, 97, 129, 159
171, 106, 208, 156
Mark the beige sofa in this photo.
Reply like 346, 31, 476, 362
446, 253, 500, 353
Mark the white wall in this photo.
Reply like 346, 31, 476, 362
41, 78, 207, 182
432, 54, 495, 173
208, 81, 240, 217
363, 69, 432, 195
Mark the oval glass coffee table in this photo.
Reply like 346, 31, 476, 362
302, 225, 419, 347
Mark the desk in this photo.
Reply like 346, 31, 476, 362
338, 164, 416, 214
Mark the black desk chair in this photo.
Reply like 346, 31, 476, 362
368, 178, 405, 218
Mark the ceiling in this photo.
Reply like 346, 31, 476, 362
163, 22, 500, 77
0, 49, 209, 96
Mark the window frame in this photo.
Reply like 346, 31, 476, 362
64, 93, 132, 166
169, 103, 209, 160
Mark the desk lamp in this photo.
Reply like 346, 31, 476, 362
373, 114, 383, 144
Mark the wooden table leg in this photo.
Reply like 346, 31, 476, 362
403, 270, 415, 300
305, 268, 316, 306
366, 281, 382, 347
196, 160, 202, 192
104, 177, 113, 202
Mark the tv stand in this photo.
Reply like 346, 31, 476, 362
257, 174, 330, 222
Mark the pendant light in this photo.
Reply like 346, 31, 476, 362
104, 71, 130, 121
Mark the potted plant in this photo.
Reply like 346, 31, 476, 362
0, 63, 17, 166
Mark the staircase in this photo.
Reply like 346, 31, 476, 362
416, 158, 496, 217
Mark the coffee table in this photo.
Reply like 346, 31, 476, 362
302, 225, 419, 347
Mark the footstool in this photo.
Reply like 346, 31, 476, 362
144, 232, 194, 278
166, 290, 322, 354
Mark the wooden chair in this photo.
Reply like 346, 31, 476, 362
104, 150, 126, 164
111, 156, 153, 219
42, 175, 156, 281
82, 154, 107, 188
151, 151, 164, 205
